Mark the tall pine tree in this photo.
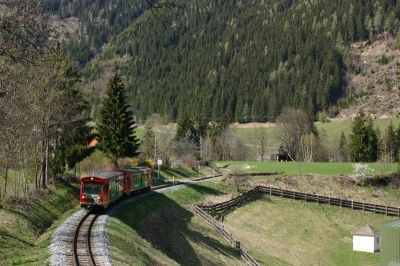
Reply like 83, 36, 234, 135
349, 111, 378, 162
97, 74, 139, 167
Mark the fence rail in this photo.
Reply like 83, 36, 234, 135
195, 185, 400, 266
201, 185, 400, 218
257, 186, 400, 217
193, 205, 260, 266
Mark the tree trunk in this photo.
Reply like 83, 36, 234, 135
35, 161, 39, 191
3, 161, 8, 203
45, 138, 48, 187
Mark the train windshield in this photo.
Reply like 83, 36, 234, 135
82, 183, 101, 195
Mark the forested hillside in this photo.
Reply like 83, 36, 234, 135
47, 0, 400, 122
43, 0, 149, 66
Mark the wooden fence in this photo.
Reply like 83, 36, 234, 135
200, 185, 400, 218
195, 185, 400, 266
257, 186, 400, 217
193, 205, 260, 266
198, 187, 260, 217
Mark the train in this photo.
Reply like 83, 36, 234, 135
79, 167, 152, 209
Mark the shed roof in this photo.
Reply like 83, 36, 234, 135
353, 225, 380, 237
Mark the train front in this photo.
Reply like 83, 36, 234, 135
80, 176, 106, 209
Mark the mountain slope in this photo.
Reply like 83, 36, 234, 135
338, 35, 400, 119
54, 0, 400, 122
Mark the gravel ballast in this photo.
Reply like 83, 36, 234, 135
48, 175, 221, 265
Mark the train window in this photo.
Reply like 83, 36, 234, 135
83, 183, 101, 195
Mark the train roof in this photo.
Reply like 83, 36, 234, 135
117, 167, 150, 174
82, 171, 123, 180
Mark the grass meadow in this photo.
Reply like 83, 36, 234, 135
108, 170, 399, 265
108, 181, 244, 265
223, 197, 393, 266
216, 161, 399, 176
233, 117, 400, 147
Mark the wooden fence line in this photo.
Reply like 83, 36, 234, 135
193, 205, 260, 266
200, 186, 400, 217
195, 185, 400, 265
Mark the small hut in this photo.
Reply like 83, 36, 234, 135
353, 225, 380, 253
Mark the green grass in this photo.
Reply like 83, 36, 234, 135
0, 181, 80, 265
109, 172, 400, 265
222, 197, 393, 266
316, 117, 400, 144
108, 181, 244, 265
233, 118, 400, 147
216, 161, 398, 175
135, 126, 144, 139
150, 165, 220, 186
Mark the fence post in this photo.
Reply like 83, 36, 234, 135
328, 197, 330, 205
305, 193, 307, 202
317, 195, 319, 204
340, 198, 342, 208
363, 203, 365, 212
293, 191, 296, 200
281, 189, 283, 198
235, 240, 241, 251
385, 206, 388, 216
351, 201, 353, 210
269, 187, 272, 196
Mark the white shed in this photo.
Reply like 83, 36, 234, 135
353, 225, 380, 253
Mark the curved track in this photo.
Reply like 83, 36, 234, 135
65, 174, 222, 266
73, 212, 98, 266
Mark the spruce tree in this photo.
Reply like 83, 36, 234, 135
338, 131, 348, 162
349, 111, 378, 162
175, 113, 196, 143
97, 74, 139, 167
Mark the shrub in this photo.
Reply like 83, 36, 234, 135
352, 163, 374, 184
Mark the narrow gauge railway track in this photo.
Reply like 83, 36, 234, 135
68, 174, 222, 266
73, 212, 99, 266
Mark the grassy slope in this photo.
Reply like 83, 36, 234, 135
216, 161, 398, 176
223, 197, 393, 266
0, 181, 80, 265
109, 169, 400, 266
108, 181, 244, 266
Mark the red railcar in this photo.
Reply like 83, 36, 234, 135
118, 167, 152, 195
79, 167, 152, 209
80, 171, 124, 209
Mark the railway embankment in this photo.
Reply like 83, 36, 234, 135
48, 174, 224, 266
0, 180, 80, 265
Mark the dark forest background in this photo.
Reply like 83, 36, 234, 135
44, 0, 400, 122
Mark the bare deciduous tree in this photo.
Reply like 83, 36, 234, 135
0, 0, 51, 63
276, 107, 313, 161
251, 128, 268, 161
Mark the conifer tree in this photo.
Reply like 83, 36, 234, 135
349, 111, 378, 162
338, 131, 348, 162
175, 113, 196, 143
97, 74, 139, 167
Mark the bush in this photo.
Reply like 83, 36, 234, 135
352, 163, 374, 184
